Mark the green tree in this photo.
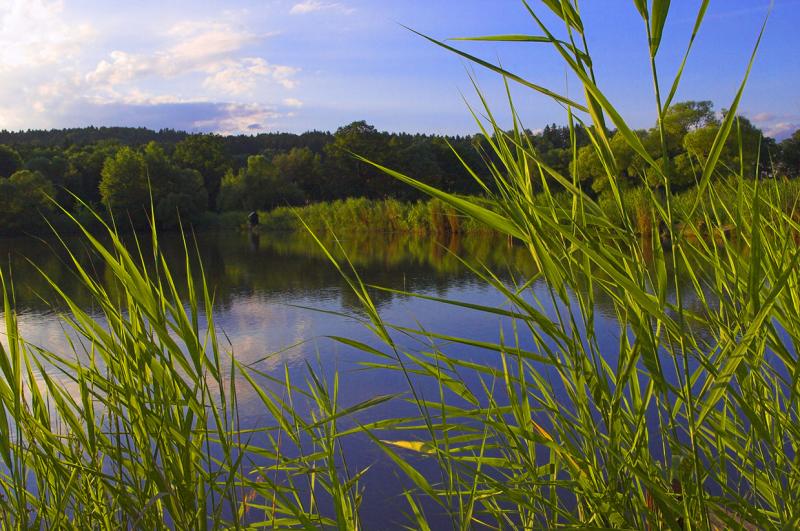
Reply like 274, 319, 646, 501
0, 145, 23, 177
143, 141, 173, 188
573, 130, 647, 193
640, 100, 716, 187
661, 100, 716, 150
272, 147, 323, 198
778, 129, 800, 178
324, 121, 393, 199
65, 141, 121, 204
0, 170, 55, 232
99, 147, 149, 213
391, 140, 442, 199
679, 115, 765, 182
216, 169, 245, 211
143, 142, 208, 226
173, 134, 230, 209
153, 167, 207, 228
217, 155, 304, 211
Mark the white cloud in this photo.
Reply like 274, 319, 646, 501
289, 1, 352, 15
85, 20, 298, 99
166, 21, 259, 64
752, 112, 775, 122
283, 98, 304, 108
764, 122, 799, 140
203, 58, 299, 95
0, 3, 300, 134
748, 111, 799, 140
192, 103, 282, 135
87, 51, 152, 86
0, 0, 94, 128
0, 0, 94, 69
86, 87, 191, 106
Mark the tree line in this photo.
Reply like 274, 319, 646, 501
0, 101, 798, 234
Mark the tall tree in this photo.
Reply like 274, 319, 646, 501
173, 134, 230, 210
324, 121, 392, 198
143, 141, 208, 226
778, 130, 800, 179
679, 115, 767, 182
0, 145, 23, 177
272, 147, 323, 199
0, 170, 55, 232
64, 141, 121, 204
217, 155, 304, 211
99, 147, 149, 214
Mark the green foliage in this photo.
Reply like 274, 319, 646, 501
0, 145, 23, 178
0, 209, 382, 528
24, 152, 67, 185
0, 169, 55, 232
259, 196, 487, 234
572, 100, 777, 193
99, 144, 208, 227
305, 1, 800, 528
661, 100, 716, 148
0, 117, 795, 233
2, 1, 800, 528
63, 140, 121, 204
217, 154, 304, 211
272, 146, 323, 198
778, 129, 800, 178
99, 146, 149, 213
679, 115, 766, 181
324, 121, 395, 199
575, 130, 648, 192
143, 141, 208, 227
172, 134, 230, 209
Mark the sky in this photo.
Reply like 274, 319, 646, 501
0, 0, 798, 138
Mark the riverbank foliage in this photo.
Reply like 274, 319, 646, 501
1, 0, 800, 529
260, 197, 489, 234
246, 177, 800, 237
1, 110, 799, 235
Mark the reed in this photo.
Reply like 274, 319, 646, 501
258, 197, 488, 235
0, 204, 391, 528
1, 1, 799, 528
314, 0, 800, 528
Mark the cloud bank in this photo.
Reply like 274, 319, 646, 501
289, 1, 353, 15
0, 1, 301, 134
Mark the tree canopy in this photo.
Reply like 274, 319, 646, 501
0, 170, 55, 232
0, 105, 797, 234
573, 101, 778, 192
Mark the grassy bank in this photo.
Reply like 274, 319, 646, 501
255, 197, 491, 234
200, 178, 800, 239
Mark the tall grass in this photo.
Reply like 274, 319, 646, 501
314, 0, 800, 528
1, 0, 799, 529
0, 206, 394, 528
230, 179, 800, 241
258, 197, 490, 235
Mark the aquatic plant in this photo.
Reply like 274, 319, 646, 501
322, 0, 800, 528
0, 205, 389, 528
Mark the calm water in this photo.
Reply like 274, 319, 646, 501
0, 229, 686, 527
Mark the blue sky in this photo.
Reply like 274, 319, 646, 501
0, 0, 798, 138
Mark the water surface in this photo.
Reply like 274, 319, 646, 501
0, 229, 675, 527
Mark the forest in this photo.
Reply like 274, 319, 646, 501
1, 100, 799, 234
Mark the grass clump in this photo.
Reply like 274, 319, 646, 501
0, 207, 391, 528
311, 0, 800, 528
258, 197, 488, 235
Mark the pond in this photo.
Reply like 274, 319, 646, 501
0, 228, 693, 527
